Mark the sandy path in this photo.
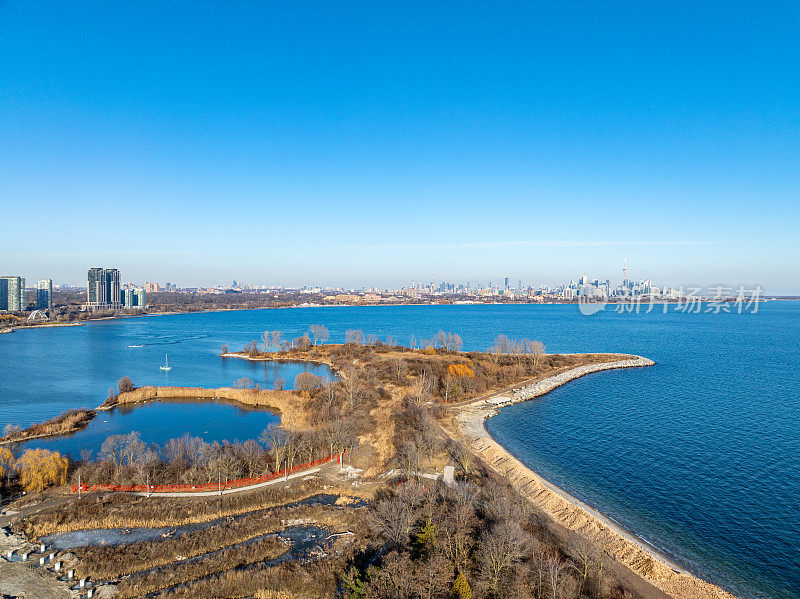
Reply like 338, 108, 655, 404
451, 357, 739, 599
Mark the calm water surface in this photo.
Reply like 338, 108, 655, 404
23, 398, 280, 458
1, 303, 798, 598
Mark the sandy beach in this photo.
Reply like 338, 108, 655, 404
452, 357, 739, 599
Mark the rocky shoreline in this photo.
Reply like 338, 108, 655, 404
454, 356, 739, 599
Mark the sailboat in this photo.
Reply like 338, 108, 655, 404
160, 354, 172, 371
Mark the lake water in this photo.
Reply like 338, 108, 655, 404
22, 398, 280, 458
1, 303, 798, 598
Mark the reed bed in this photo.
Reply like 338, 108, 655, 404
155, 558, 343, 599
73, 504, 361, 580
22, 480, 328, 537
114, 536, 284, 598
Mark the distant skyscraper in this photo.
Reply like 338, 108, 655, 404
504, 277, 509, 289
0, 276, 26, 311
85, 267, 121, 309
36, 279, 53, 311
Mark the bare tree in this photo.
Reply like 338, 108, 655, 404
260, 424, 288, 473
491, 334, 512, 357
390, 358, 407, 384
342, 368, 362, 407
370, 498, 413, 547
545, 553, 568, 599
294, 372, 322, 395
478, 520, 528, 594
527, 340, 546, 365
308, 324, 329, 345
436, 330, 448, 349
239, 439, 262, 477
270, 330, 282, 353
233, 377, 254, 389
261, 330, 271, 353
345, 329, 363, 345
117, 376, 135, 393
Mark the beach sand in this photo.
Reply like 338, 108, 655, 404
452, 357, 738, 599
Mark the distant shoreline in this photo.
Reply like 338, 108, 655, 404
2, 298, 789, 334
453, 357, 739, 599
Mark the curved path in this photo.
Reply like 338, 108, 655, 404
131, 466, 325, 498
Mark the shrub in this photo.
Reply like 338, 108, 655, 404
118, 376, 135, 393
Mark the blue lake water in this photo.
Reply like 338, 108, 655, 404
22, 398, 280, 459
0, 303, 798, 598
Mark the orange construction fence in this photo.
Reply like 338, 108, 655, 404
72, 453, 340, 494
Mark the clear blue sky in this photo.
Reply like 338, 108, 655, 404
2, 2, 798, 292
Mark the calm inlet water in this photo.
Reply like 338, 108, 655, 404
1, 303, 798, 598
22, 398, 280, 458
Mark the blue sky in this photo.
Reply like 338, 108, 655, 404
1, 2, 798, 292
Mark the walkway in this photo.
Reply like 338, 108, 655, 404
130, 466, 324, 498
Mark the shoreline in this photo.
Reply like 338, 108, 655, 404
220, 351, 338, 376
453, 357, 738, 599
101, 385, 308, 429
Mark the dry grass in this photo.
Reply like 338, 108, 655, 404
114, 536, 284, 598
73, 504, 362, 580
0, 409, 96, 444
20, 478, 371, 537
157, 558, 345, 599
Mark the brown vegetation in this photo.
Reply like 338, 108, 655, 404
12, 336, 670, 599
0, 409, 96, 445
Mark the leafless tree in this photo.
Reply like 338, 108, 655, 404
370, 498, 414, 547
345, 329, 363, 345
294, 372, 322, 395
117, 376, 135, 393
478, 520, 528, 594
233, 377, 254, 389
390, 359, 407, 384
239, 439, 262, 477
527, 340, 546, 365
308, 324, 330, 345
436, 330, 448, 349
545, 553, 568, 599
492, 334, 512, 356
260, 424, 288, 473
261, 331, 271, 353
270, 330, 282, 353
342, 368, 362, 407
439, 501, 477, 574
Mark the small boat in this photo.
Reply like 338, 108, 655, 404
160, 354, 172, 371
127, 344, 144, 348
